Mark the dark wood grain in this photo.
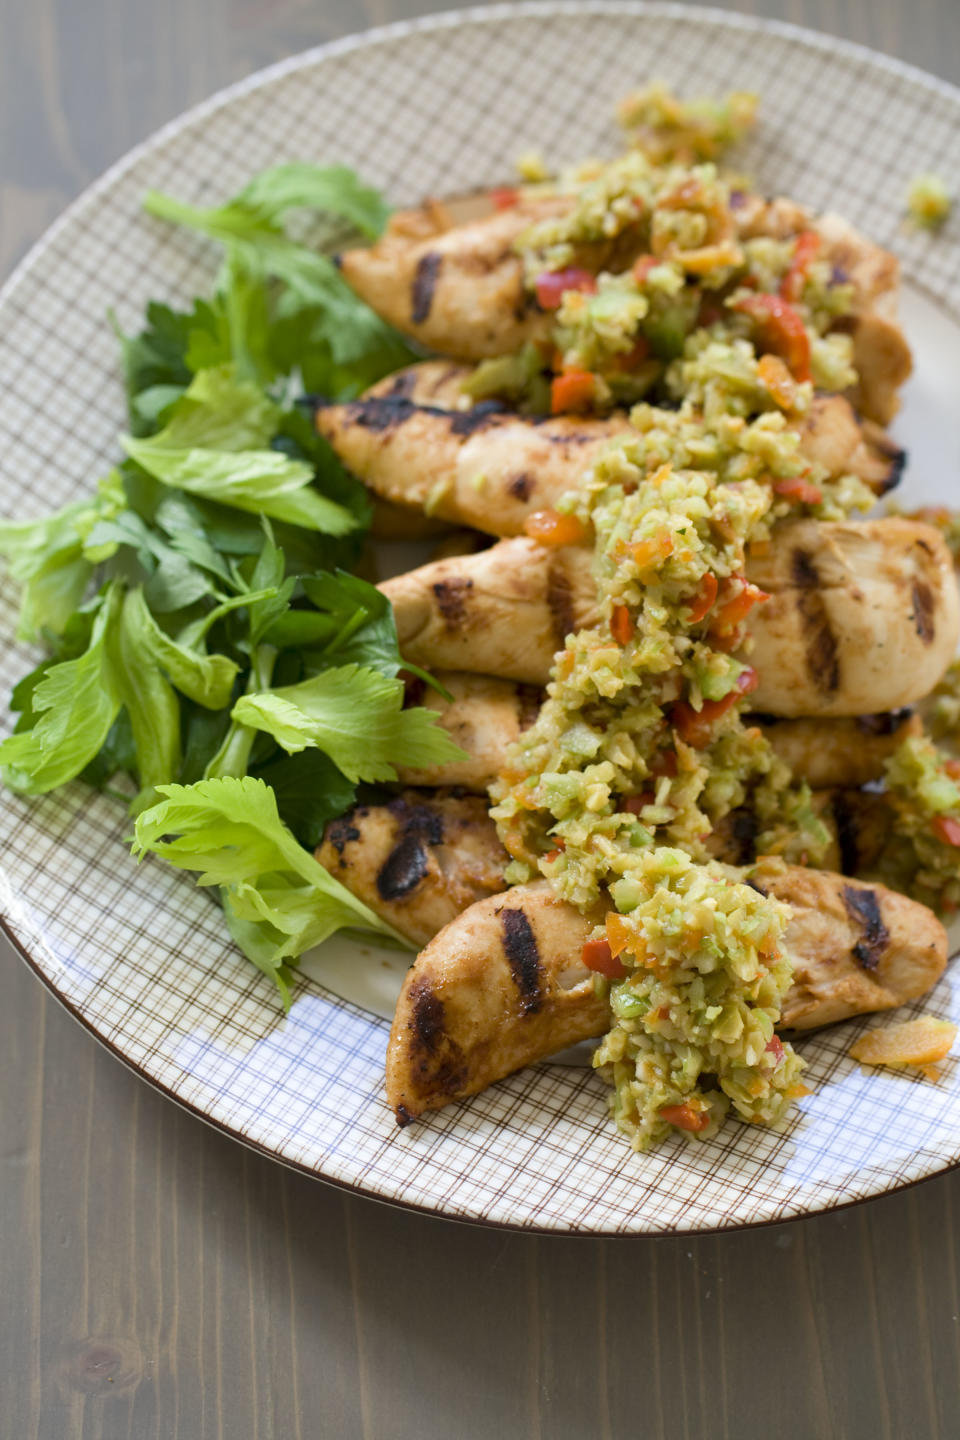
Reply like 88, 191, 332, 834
3, 2, 960, 1437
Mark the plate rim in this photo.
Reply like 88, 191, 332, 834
4, 0, 960, 1236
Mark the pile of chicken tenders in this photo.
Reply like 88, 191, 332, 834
313, 175, 959, 1131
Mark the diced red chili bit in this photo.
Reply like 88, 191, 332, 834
765, 1035, 785, 1063
490, 186, 520, 210
733, 292, 812, 383
945, 760, 960, 780
773, 476, 823, 506
685, 572, 718, 624
544, 847, 563, 864
710, 578, 770, 635
779, 230, 821, 303
697, 296, 724, 327
671, 668, 758, 748
610, 604, 635, 646
550, 368, 596, 414
659, 1103, 710, 1133
622, 791, 656, 815
613, 336, 651, 371
535, 267, 597, 311
933, 815, 960, 847
581, 938, 626, 979
523, 508, 588, 546
632, 254, 658, 285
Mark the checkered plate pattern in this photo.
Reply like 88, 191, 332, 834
3, 3, 960, 1234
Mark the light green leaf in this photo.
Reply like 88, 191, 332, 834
0, 584, 124, 793
122, 586, 239, 710
121, 368, 355, 536
137, 365, 279, 453
110, 588, 181, 809
132, 776, 411, 1001
231, 663, 469, 784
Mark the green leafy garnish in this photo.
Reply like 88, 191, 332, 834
142, 163, 417, 391
233, 663, 468, 783
122, 367, 356, 535
0, 584, 124, 794
0, 156, 448, 1002
132, 776, 411, 1004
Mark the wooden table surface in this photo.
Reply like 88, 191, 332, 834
3, 3, 960, 1436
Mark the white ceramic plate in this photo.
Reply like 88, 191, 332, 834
3, 3, 960, 1235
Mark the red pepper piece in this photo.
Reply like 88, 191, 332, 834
581, 938, 626, 980
933, 815, 960, 847
779, 230, 821, 303
490, 186, 520, 210
610, 604, 635, 646
535, 267, 597, 310
773, 476, 823, 506
685, 572, 718, 624
550, 368, 596, 414
710, 578, 770, 635
671, 668, 758, 748
733, 292, 812, 382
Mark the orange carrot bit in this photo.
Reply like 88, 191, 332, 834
850, 1017, 957, 1069
773, 475, 823, 507
659, 1103, 710, 1133
605, 911, 642, 960
523, 508, 588, 547
550, 368, 596, 414
610, 604, 635, 646
627, 531, 674, 570
757, 353, 798, 409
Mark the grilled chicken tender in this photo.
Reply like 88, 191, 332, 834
380, 522, 960, 712
340, 192, 909, 420
746, 518, 960, 716
755, 710, 921, 789
385, 871, 948, 1121
396, 673, 542, 790
318, 366, 903, 539
380, 536, 599, 684
316, 790, 506, 948
761, 864, 949, 1030
338, 196, 561, 360
320, 787, 886, 940
395, 672, 918, 794
316, 364, 632, 538
706, 789, 888, 874
385, 882, 606, 1123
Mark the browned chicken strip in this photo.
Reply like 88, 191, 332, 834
316, 365, 631, 537
747, 518, 960, 716
320, 786, 887, 942
380, 536, 599, 684
380, 522, 960, 712
396, 673, 542, 790
385, 870, 947, 1121
755, 710, 921, 789
394, 671, 918, 794
341, 190, 909, 421
316, 790, 506, 948
318, 366, 903, 539
338, 197, 560, 360
385, 882, 606, 1123
796, 394, 905, 496
759, 864, 949, 1030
